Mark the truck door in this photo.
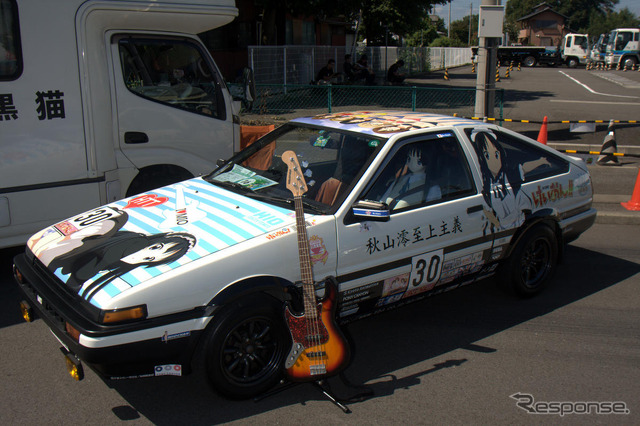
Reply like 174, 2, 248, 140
108, 34, 235, 194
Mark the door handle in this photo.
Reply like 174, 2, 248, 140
124, 131, 149, 144
467, 204, 483, 214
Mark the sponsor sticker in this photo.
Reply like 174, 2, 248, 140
154, 364, 182, 377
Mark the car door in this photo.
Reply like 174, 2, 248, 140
334, 130, 496, 320
109, 34, 234, 175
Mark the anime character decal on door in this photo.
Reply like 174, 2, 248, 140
28, 206, 196, 302
470, 129, 549, 235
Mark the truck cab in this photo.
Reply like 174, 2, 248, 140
0, 0, 241, 248
590, 33, 609, 64
605, 28, 640, 69
562, 33, 589, 68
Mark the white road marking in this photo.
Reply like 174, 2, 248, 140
550, 99, 640, 105
559, 71, 639, 99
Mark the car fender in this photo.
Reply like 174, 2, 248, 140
207, 275, 292, 309
502, 208, 562, 260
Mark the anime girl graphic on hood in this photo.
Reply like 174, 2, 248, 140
30, 207, 196, 301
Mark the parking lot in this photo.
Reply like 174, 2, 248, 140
1, 65, 639, 425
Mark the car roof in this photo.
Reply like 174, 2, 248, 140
291, 111, 479, 137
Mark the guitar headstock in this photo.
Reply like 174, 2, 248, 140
282, 150, 308, 197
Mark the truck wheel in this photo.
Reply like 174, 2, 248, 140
567, 58, 579, 68
501, 224, 558, 297
126, 165, 193, 197
201, 295, 289, 399
523, 56, 537, 67
622, 57, 637, 70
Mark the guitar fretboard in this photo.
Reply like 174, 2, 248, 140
293, 195, 318, 320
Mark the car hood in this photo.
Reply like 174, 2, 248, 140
26, 178, 295, 307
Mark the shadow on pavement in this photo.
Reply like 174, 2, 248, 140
0, 246, 27, 329
101, 243, 639, 424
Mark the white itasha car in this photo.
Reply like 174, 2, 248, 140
14, 111, 596, 399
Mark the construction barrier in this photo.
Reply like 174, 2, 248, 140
536, 116, 548, 145
596, 120, 619, 165
466, 117, 639, 125
621, 168, 640, 211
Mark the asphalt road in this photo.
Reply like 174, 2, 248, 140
1, 66, 639, 424
419, 65, 640, 152
1, 223, 639, 424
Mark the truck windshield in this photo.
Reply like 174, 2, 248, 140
117, 36, 225, 119
205, 124, 386, 213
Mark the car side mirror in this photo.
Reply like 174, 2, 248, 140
350, 200, 390, 222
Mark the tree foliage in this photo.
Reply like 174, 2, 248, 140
586, 8, 640, 37
448, 14, 479, 46
404, 16, 446, 47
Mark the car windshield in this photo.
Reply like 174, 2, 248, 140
204, 123, 386, 213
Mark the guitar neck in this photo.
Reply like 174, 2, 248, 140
293, 195, 317, 319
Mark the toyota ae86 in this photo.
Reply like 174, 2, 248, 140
13, 111, 595, 399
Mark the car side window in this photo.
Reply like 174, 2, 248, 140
117, 36, 225, 120
0, 0, 22, 80
466, 128, 568, 184
364, 134, 474, 212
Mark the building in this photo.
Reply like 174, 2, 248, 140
516, 2, 568, 47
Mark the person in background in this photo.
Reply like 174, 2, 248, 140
343, 54, 355, 82
315, 59, 340, 84
354, 55, 376, 85
387, 59, 406, 84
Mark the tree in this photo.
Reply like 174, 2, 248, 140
429, 36, 468, 47
587, 8, 640, 37
404, 16, 446, 47
449, 14, 479, 46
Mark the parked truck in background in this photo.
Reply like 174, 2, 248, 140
605, 28, 640, 69
561, 33, 589, 68
0, 0, 246, 249
475, 33, 589, 68
590, 33, 609, 64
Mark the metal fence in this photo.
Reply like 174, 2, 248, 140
248, 46, 473, 85
229, 83, 504, 121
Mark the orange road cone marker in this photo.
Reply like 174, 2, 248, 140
537, 116, 548, 145
621, 168, 640, 211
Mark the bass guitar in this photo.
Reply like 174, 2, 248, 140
281, 150, 350, 381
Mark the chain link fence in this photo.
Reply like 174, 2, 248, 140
248, 46, 473, 85
229, 83, 504, 121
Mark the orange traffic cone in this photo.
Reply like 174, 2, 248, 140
537, 116, 548, 145
621, 168, 640, 211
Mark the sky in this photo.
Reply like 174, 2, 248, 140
433, 0, 640, 28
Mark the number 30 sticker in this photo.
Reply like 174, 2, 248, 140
409, 249, 443, 292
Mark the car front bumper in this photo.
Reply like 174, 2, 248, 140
13, 253, 213, 380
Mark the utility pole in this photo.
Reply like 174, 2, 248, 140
474, 1, 503, 118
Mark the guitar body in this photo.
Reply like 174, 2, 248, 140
284, 279, 350, 381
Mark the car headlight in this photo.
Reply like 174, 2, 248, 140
100, 305, 147, 324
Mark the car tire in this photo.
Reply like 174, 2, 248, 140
201, 295, 289, 399
567, 58, 578, 68
501, 224, 558, 297
523, 56, 537, 67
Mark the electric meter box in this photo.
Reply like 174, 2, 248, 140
478, 5, 504, 38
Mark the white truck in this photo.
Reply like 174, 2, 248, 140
0, 0, 246, 248
605, 28, 640, 69
561, 33, 589, 68
589, 33, 609, 64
